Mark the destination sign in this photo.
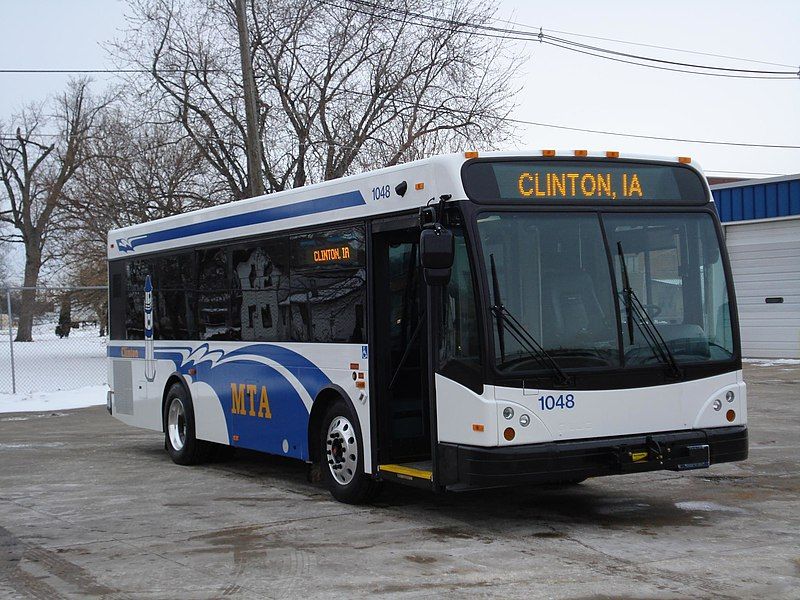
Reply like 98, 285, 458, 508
292, 228, 365, 269
462, 160, 707, 204
312, 245, 352, 263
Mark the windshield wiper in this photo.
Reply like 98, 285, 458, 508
490, 254, 571, 386
616, 242, 681, 378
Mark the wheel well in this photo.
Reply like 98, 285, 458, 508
308, 387, 350, 463
161, 375, 188, 432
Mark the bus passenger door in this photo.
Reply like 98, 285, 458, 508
372, 225, 431, 464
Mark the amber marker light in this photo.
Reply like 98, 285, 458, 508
542, 149, 556, 157
415, 182, 425, 191
464, 151, 479, 159
503, 427, 516, 441
678, 156, 692, 164
726, 410, 736, 422
606, 151, 619, 158
472, 423, 485, 432
574, 149, 588, 157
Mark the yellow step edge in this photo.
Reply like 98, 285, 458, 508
378, 464, 433, 481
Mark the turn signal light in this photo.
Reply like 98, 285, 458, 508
472, 423, 485, 432
726, 409, 736, 422
503, 427, 516, 441
415, 182, 425, 190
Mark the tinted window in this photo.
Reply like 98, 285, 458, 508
154, 253, 195, 340
290, 227, 366, 343
197, 247, 237, 340
232, 238, 290, 342
125, 258, 152, 339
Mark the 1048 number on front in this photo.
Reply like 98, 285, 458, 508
538, 394, 575, 410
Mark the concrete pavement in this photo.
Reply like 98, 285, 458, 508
1, 363, 798, 599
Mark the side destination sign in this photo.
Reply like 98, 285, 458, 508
462, 160, 707, 204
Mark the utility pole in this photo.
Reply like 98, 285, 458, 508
235, 0, 265, 198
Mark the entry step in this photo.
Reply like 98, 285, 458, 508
378, 462, 433, 487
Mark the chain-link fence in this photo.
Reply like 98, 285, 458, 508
1, 287, 108, 394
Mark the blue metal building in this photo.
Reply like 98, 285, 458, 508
711, 175, 800, 359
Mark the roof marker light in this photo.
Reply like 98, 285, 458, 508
464, 151, 479, 159
542, 149, 556, 157
574, 149, 588, 157
606, 151, 619, 158
679, 156, 692, 164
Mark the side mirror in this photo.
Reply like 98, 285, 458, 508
420, 225, 454, 286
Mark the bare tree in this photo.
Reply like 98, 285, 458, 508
59, 104, 222, 282
0, 240, 12, 287
0, 79, 107, 341
116, 0, 517, 199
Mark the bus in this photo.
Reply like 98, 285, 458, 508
106, 150, 748, 503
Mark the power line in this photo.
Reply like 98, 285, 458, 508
4, 88, 800, 149
543, 33, 795, 76
338, 88, 800, 148
0, 69, 223, 74
520, 26, 795, 69
541, 39, 797, 80
329, 0, 799, 79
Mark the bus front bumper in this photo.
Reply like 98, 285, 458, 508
437, 425, 748, 491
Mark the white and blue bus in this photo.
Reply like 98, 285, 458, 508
106, 150, 748, 503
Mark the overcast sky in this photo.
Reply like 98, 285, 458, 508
1, 0, 798, 179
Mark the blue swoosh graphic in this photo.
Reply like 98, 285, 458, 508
118, 190, 365, 253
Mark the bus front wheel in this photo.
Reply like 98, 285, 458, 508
164, 383, 212, 465
319, 400, 381, 504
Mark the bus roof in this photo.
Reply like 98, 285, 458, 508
107, 150, 705, 260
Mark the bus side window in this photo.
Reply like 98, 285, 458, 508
290, 226, 366, 344
197, 247, 234, 341
232, 238, 290, 342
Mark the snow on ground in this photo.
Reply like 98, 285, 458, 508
0, 384, 108, 414
0, 321, 107, 394
743, 358, 800, 367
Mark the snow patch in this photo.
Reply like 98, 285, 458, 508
743, 358, 800, 367
0, 385, 108, 414
675, 501, 746, 514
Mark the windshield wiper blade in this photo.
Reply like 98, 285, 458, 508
491, 304, 571, 386
489, 254, 506, 364
616, 242, 681, 378
617, 242, 636, 345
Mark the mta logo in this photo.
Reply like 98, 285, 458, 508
230, 383, 272, 419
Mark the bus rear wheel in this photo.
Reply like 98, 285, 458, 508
164, 383, 212, 465
320, 400, 381, 504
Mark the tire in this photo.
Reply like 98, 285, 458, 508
319, 400, 381, 504
164, 383, 212, 465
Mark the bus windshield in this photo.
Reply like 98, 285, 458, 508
476, 211, 734, 374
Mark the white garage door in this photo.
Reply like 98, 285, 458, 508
724, 217, 800, 358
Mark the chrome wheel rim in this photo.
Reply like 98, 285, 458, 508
326, 416, 357, 486
167, 398, 187, 452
